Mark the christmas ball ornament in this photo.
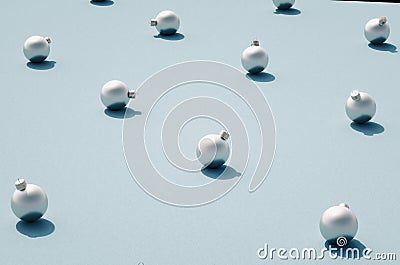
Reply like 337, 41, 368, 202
273, 0, 295, 10
196, 130, 230, 169
23, 36, 51, 63
345, 90, 376, 124
241, 40, 269, 74
320, 203, 358, 246
150, 10, 180, 35
11, 179, 48, 222
100, 80, 136, 111
364, 17, 390, 45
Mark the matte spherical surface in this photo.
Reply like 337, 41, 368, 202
320, 204, 358, 245
345, 90, 376, 124
273, 0, 295, 10
241, 45, 269, 74
23, 36, 50, 63
364, 17, 390, 45
196, 133, 230, 169
100, 80, 130, 111
154, 10, 180, 35
11, 183, 48, 222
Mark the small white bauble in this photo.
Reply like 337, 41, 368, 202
196, 131, 230, 169
241, 40, 269, 74
345, 90, 376, 124
11, 179, 48, 222
273, 0, 295, 10
150, 10, 180, 35
23, 36, 51, 63
364, 17, 390, 45
320, 203, 358, 246
100, 80, 136, 111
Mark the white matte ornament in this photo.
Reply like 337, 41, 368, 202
11, 179, 48, 222
100, 80, 136, 111
320, 203, 358, 246
196, 130, 230, 169
241, 40, 269, 74
23, 36, 51, 63
364, 17, 390, 45
345, 90, 376, 124
273, 0, 295, 10
150, 10, 180, 35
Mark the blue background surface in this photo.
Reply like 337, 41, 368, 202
0, 0, 399, 264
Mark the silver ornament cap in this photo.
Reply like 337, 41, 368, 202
379, 16, 387, 26
251, 40, 260, 46
128, 90, 136, 99
15, 179, 27, 191
220, 130, 230, 140
351, 90, 361, 101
